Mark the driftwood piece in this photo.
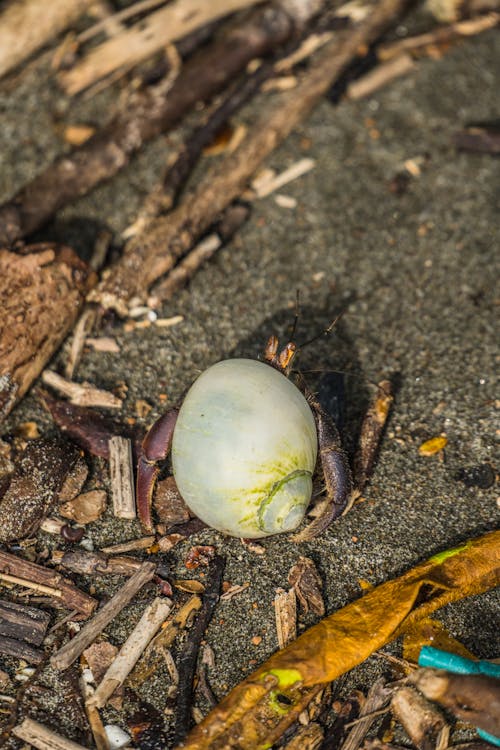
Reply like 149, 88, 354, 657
87, 596, 173, 708
0, 4, 295, 246
0, 244, 95, 420
13, 717, 89, 750
59, 0, 266, 95
0, 549, 96, 619
0, 634, 45, 663
0, 437, 85, 543
0, 599, 50, 644
90, 0, 413, 315
391, 686, 449, 750
54, 548, 143, 577
411, 669, 500, 737
0, 0, 93, 80
108, 436, 136, 520
50, 561, 156, 670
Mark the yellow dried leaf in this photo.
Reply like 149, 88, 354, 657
418, 436, 448, 456
180, 530, 500, 750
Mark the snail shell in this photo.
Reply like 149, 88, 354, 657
171, 358, 318, 538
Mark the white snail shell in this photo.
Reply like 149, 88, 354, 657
171, 359, 318, 538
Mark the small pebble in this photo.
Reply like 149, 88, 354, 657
104, 725, 131, 748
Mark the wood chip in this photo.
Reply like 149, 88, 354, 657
59, 490, 107, 524
288, 556, 325, 617
274, 587, 297, 649
220, 582, 250, 601
85, 337, 120, 353
108, 437, 136, 519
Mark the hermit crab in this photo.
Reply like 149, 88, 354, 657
136, 331, 390, 541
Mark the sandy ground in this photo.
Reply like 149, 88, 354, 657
0, 15, 498, 749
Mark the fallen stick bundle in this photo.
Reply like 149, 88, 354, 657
0, 3, 297, 246
90, 0, 413, 315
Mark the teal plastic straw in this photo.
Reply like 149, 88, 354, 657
418, 646, 500, 746
419, 645, 500, 678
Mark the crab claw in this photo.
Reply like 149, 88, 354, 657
136, 408, 179, 531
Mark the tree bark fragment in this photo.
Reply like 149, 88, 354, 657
0, 244, 95, 421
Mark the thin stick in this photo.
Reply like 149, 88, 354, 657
100, 536, 155, 554
148, 204, 250, 305
129, 594, 202, 685
340, 680, 393, 750
378, 11, 500, 60
346, 53, 415, 99
59, 0, 265, 95
172, 555, 225, 745
65, 307, 97, 380
42, 370, 122, 409
13, 718, 90, 750
87, 596, 173, 708
108, 436, 136, 520
78, 0, 168, 44
91, 0, 414, 314
50, 561, 156, 670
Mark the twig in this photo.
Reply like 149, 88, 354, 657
0, 636, 45, 664
90, 0, 414, 314
87, 596, 173, 708
340, 680, 393, 750
148, 204, 250, 305
391, 686, 449, 750
252, 157, 316, 198
65, 307, 97, 380
53, 548, 143, 577
0, 550, 96, 619
13, 717, 89, 750
77, 0, 169, 44
172, 555, 225, 745
378, 11, 500, 60
108, 437, 136, 520
100, 536, 155, 554
352, 380, 393, 495
59, 0, 266, 95
125, 61, 271, 237
346, 53, 415, 99
42, 370, 122, 409
0, 0, 93, 79
129, 594, 202, 685
50, 561, 156, 670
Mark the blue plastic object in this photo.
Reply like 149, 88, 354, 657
418, 646, 500, 746
419, 645, 500, 678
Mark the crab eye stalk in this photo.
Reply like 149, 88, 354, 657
171, 358, 318, 538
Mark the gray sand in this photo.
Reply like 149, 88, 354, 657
0, 19, 498, 747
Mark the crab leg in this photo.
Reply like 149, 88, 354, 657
136, 407, 179, 531
293, 399, 352, 542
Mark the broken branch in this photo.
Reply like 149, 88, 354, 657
50, 561, 156, 670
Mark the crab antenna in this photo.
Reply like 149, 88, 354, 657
289, 289, 300, 342
297, 310, 345, 352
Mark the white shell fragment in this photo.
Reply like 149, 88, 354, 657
172, 359, 318, 538
104, 725, 131, 748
